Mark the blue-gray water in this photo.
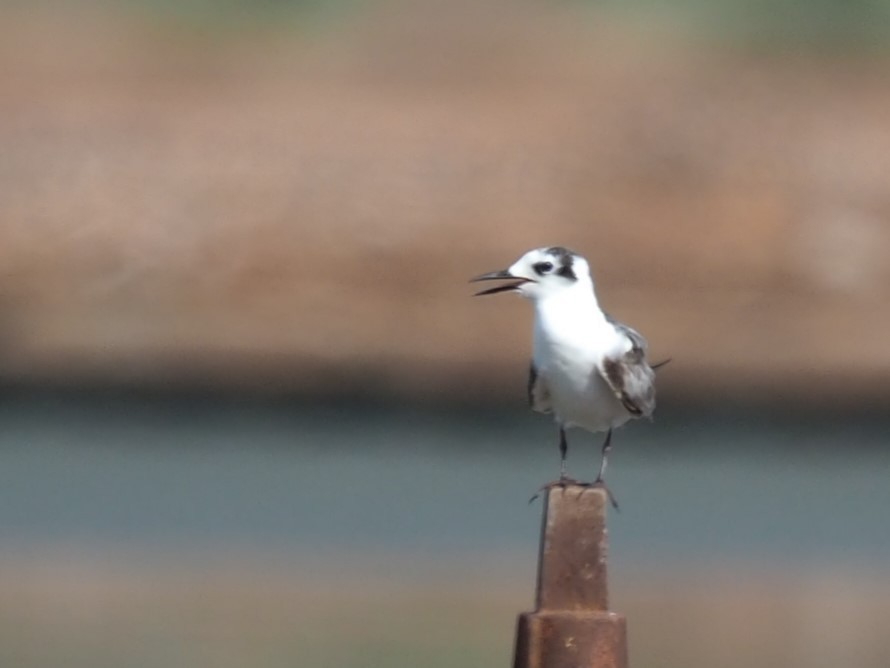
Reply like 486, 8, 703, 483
1, 392, 888, 568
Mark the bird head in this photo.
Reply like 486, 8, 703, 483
470, 246, 590, 301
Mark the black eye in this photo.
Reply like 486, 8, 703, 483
533, 261, 554, 275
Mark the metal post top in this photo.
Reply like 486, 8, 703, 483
535, 485, 611, 612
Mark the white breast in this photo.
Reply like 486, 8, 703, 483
532, 296, 630, 433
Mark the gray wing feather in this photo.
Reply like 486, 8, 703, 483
528, 362, 552, 414
597, 322, 657, 417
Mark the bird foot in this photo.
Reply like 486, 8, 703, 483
527, 476, 584, 504
528, 477, 620, 511
591, 478, 621, 512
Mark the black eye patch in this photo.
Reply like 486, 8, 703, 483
533, 261, 554, 275
543, 246, 578, 281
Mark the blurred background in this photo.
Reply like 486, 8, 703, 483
1, 0, 889, 666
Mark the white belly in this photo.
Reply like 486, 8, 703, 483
534, 333, 630, 433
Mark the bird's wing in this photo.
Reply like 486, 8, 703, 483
596, 323, 657, 417
528, 362, 552, 414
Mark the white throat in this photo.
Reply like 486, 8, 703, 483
534, 278, 606, 341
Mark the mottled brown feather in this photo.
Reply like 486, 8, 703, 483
597, 323, 657, 418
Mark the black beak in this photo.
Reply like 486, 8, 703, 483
469, 269, 531, 296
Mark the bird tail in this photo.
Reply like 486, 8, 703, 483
651, 358, 672, 371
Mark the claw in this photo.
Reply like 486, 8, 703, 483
592, 478, 620, 512
528, 478, 621, 511
528, 476, 583, 504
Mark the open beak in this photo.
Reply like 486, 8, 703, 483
469, 269, 532, 296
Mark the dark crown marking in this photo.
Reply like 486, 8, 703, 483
545, 246, 577, 281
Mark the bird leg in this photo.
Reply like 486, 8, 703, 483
529, 425, 580, 503
531, 428, 621, 508
593, 429, 620, 510
594, 428, 612, 483
558, 425, 569, 481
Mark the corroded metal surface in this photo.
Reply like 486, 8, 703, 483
513, 485, 628, 668
536, 486, 610, 612
514, 611, 628, 668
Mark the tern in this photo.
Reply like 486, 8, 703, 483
471, 246, 665, 507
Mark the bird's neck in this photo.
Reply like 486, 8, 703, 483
533, 282, 608, 341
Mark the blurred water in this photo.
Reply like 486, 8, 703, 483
0, 390, 887, 570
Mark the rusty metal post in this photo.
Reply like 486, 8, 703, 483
513, 485, 628, 668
